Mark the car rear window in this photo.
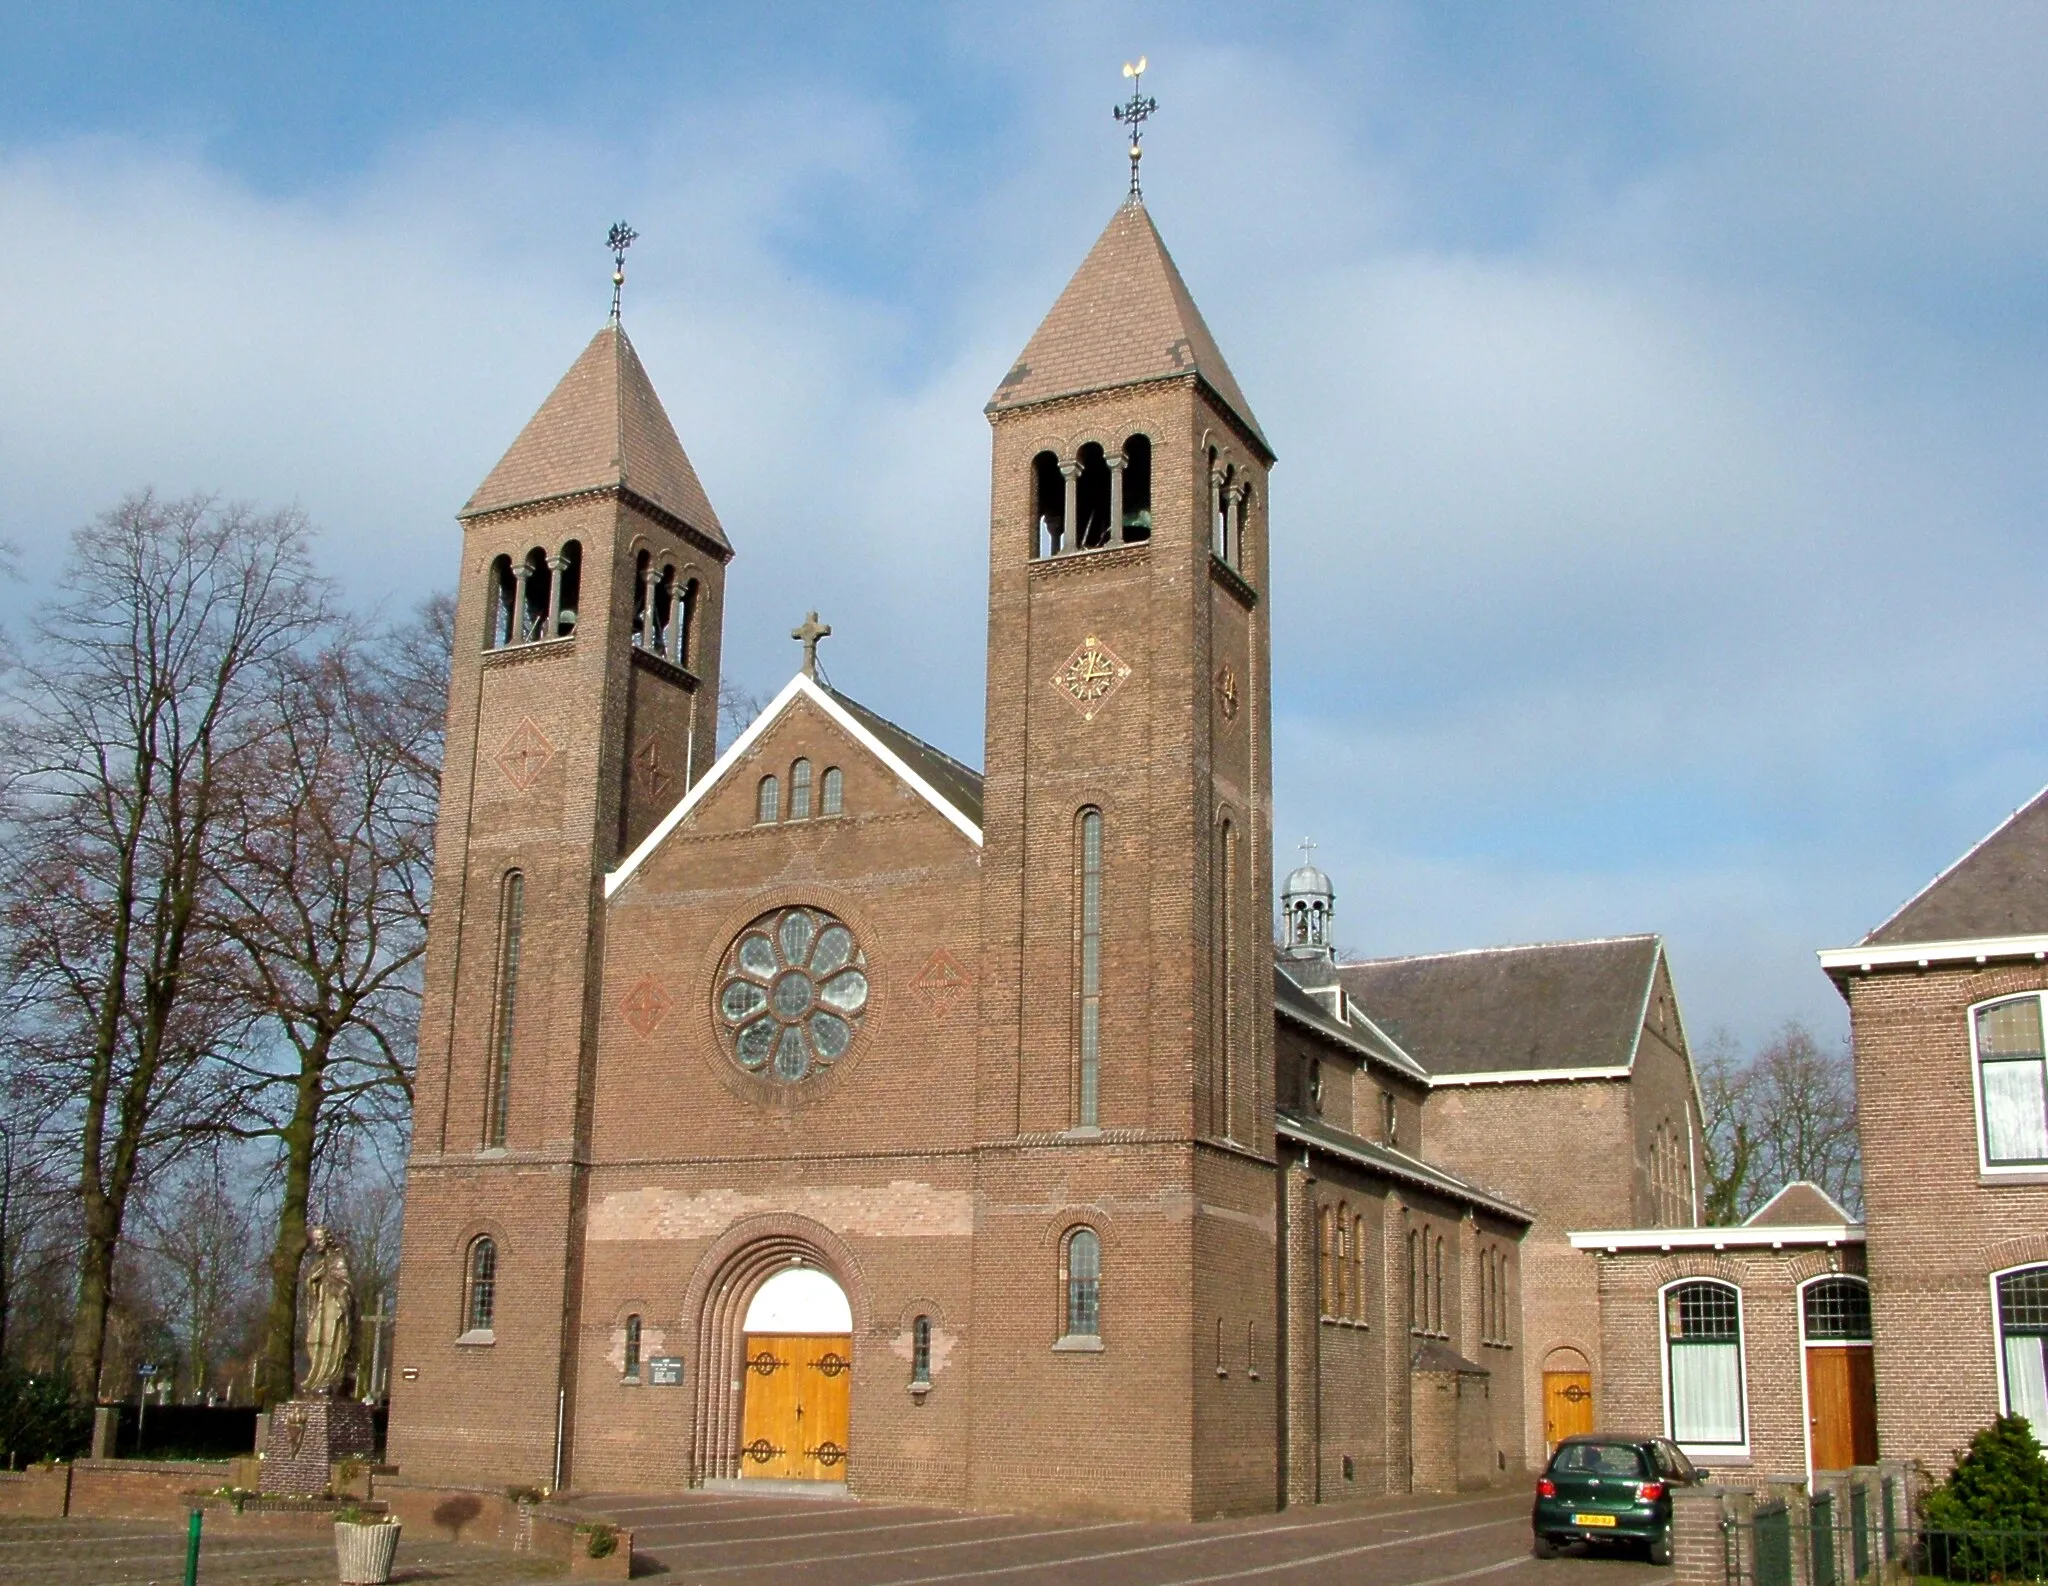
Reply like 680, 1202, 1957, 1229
1550, 1442, 1648, 1478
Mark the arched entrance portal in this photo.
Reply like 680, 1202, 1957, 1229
1542, 1346, 1594, 1451
738, 1268, 852, 1482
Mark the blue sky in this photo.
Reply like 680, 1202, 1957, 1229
4, 3, 2046, 1050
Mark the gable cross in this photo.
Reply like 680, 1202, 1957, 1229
793, 611, 832, 679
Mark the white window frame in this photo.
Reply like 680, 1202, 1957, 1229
1658, 1277, 1750, 1459
1968, 991, 2048, 1174
1993, 1262, 2048, 1431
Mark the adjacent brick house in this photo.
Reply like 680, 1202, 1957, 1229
1819, 785, 2048, 1477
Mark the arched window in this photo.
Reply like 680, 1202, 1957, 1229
1434, 1236, 1445, 1334
1032, 450, 1065, 558
487, 555, 516, 649
1802, 1276, 1871, 1342
465, 1237, 498, 1334
1335, 1205, 1351, 1319
1352, 1214, 1367, 1323
520, 548, 551, 642
1407, 1230, 1420, 1332
1999, 1267, 2048, 1437
1318, 1206, 1335, 1317
821, 767, 844, 817
789, 759, 813, 820
1120, 434, 1152, 542
1064, 1228, 1101, 1340
485, 872, 524, 1148
1665, 1279, 1745, 1449
1976, 995, 2048, 1167
1074, 443, 1112, 549
631, 551, 652, 649
911, 1315, 933, 1387
757, 775, 780, 824
623, 1314, 642, 1379
1217, 817, 1238, 1141
1383, 1091, 1399, 1147
554, 540, 582, 636
1077, 808, 1103, 1127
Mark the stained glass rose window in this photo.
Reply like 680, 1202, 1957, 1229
717, 907, 870, 1083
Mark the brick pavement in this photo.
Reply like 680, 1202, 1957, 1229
585, 1487, 1670, 1586
0, 1516, 562, 1585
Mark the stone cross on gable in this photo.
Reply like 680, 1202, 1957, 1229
793, 611, 832, 678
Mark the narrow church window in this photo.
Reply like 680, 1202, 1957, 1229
1335, 1205, 1351, 1319
1064, 1228, 1101, 1339
1306, 1059, 1323, 1114
1077, 808, 1103, 1127
1215, 1316, 1226, 1377
821, 767, 844, 817
465, 1237, 498, 1334
1976, 995, 2048, 1166
1217, 818, 1238, 1141
554, 540, 582, 636
1434, 1237, 1445, 1335
912, 1315, 933, 1387
1032, 451, 1066, 558
1407, 1230, 1420, 1333
1318, 1208, 1334, 1316
757, 775, 780, 824
1353, 1215, 1368, 1323
623, 1315, 642, 1379
789, 759, 813, 820
1665, 1280, 1745, 1448
485, 872, 524, 1149
1383, 1091, 1399, 1147
1247, 1319, 1259, 1379
1075, 443, 1113, 549
1120, 434, 1152, 542
487, 556, 516, 648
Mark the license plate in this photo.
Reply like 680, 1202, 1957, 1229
1574, 1513, 1618, 1528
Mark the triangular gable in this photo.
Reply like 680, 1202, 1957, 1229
605, 674, 983, 898
1863, 782, 2048, 946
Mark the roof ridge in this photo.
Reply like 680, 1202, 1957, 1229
822, 683, 983, 782
1861, 781, 2048, 945
1339, 933, 1659, 969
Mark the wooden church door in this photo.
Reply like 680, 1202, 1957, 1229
739, 1333, 852, 1481
1806, 1345, 1877, 1472
1543, 1370, 1595, 1450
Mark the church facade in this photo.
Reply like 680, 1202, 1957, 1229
387, 188, 1693, 1517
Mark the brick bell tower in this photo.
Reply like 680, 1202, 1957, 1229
388, 313, 731, 1487
969, 185, 1280, 1516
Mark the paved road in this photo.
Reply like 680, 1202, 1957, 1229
585, 1487, 1669, 1586
0, 1516, 562, 1585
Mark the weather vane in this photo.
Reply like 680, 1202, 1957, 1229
608, 220, 638, 320
1113, 57, 1156, 199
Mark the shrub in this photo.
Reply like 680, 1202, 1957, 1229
576, 1521, 619, 1559
1924, 1415, 2048, 1579
0, 1369, 91, 1466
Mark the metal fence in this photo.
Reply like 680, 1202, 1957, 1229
1727, 1481, 2048, 1586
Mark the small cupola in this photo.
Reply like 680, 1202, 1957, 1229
1280, 842, 1336, 962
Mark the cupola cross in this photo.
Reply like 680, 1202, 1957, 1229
1299, 838, 1318, 865
607, 220, 638, 320
1113, 58, 1157, 199
792, 611, 832, 678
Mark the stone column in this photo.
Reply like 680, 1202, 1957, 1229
1059, 460, 1080, 555
1106, 453, 1126, 543
512, 563, 532, 643
545, 554, 566, 638
1224, 488, 1243, 567
1210, 469, 1226, 558
671, 581, 688, 666
634, 565, 652, 649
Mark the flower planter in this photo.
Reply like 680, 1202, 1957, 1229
334, 1518, 401, 1584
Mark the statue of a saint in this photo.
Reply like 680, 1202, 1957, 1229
300, 1226, 357, 1398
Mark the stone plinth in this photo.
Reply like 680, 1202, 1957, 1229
260, 1399, 375, 1496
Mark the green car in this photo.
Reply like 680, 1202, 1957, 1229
1532, 1434, 1700, 1565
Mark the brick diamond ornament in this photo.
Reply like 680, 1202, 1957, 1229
1052, 634, 1132, 722
634, 736, 674, 801
621, 975, 670, 1037
911, 949, 971, 1012
496, 716, 556, 792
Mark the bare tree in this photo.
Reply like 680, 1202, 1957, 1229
1700, 1019, 1861, 1222
130, 1154, 262, 1401
718, 677, 766, 751
0, 492, 327, 1398
212, 608, 440, 1406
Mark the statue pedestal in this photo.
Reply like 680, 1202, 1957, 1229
260, 1397, 376, 1495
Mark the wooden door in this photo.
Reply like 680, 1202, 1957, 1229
1544, 1370, 1595, 1450
739, 1333, 852, 1481
1807, 1346, 1877, 1471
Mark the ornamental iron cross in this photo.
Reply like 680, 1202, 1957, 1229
1113, 58, 1157, 198
793, 611, 832, 678
608, 220, 638, 319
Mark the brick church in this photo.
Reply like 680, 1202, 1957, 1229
386, 175, 1705, 1517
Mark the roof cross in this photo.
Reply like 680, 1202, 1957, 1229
1113, 58, 1157, 200
1299, 838, 1318, 865
608, 220, 638, 320
792, 611, 832, 679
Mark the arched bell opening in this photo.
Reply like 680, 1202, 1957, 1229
1032, 450, 1065, 559
692, 1240, 857, 1487
1120, 434, 1152, 542
486, 555, 516, 649
520, 548, 551, 643
1074, 442, 1112, 549
555, 541, 582, 637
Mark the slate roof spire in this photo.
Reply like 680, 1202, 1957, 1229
460, 320, 729, 553
987, 198, 1269, 455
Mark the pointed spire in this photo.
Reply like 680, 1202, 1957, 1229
461, 322, 729, 551
987, 201, 1268, 455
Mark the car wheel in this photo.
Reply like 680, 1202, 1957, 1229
1533, 1534, 1560, 1560
1649, 1530, 1672, 1567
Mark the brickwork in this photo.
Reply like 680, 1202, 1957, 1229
1588, 1242, 1866, 1485
1846, 959, 2048, 1475
260, 1398, 376, 1495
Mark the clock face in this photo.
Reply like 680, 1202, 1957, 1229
1215, 664, 1240, 722
1053, 634, 1132, 721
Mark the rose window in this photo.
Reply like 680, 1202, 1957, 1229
717, 907, 870, 1083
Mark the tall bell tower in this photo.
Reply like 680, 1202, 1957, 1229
969, 173, 1280, 1515
390, 307, 732, 1487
